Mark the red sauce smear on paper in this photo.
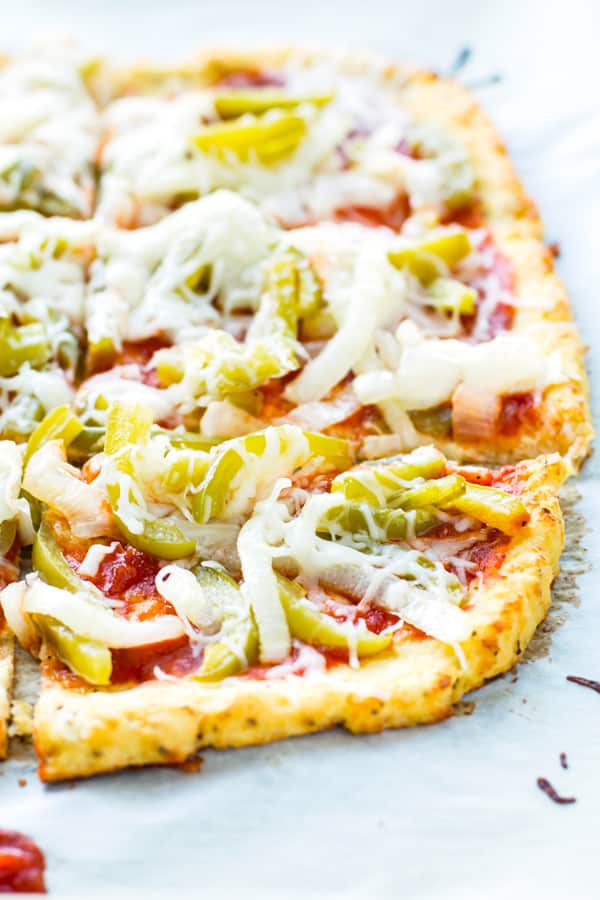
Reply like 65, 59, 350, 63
0, 831, 46, 894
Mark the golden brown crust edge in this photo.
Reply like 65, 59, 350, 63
34, 454, 566, 781
0, 628, 14, 759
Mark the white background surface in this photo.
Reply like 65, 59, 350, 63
1, 0, 599, 896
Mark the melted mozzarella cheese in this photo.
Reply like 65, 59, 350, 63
87, 191, 274, 347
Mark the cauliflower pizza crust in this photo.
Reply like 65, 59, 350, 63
0, 626, 12, 758
34, 454, 566, 781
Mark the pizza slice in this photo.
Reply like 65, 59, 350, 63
75, 190, 591, 468
0, 44, 102, 219
0, 401, 566, 780
0, 211, 96, 442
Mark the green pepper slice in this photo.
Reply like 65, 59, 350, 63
191, 566, 259, 682
191, 113, 306, 164
215, 90, 333, 119
388, 230, 472, 284
440, 482, 529, 535
32, 613, 112, 686
277, 575, 392, 658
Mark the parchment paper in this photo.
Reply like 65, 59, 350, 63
1, 0, 599, 895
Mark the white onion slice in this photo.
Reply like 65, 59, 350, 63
451, 384, 500, 443
23, 579, 185, 648
23, 441, 115, 539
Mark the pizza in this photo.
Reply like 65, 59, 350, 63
0, 44, 591, 780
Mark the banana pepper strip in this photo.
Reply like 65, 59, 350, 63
331, 453, 445, 505
0, 320, 50, 376
105, 401, 196, 560
192, 429, 352, 524
319, 504, 436, 541
106, 483, 196, 560
23, 405, 83, 467
391, 474, 466, 510
32, 519, 84, 592
215, 89, 333, 119
388, 229, 472, 285
191, 113, 306, 164
32, 613, 112, 686
191, 567, 259, 682
32, 520, 113, 685
440, 483, 529, 535
277, 575, 392, 658
426, 277, 477, 315
258, 249, 322, 340
105, 401, 153, 456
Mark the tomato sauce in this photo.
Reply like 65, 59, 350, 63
334, 195, 410, 231
0, 831, 46, 894
110, 636, 199, 684
498, 392, 537, 437
115, 336, 170, 368
216, 70, 285, 88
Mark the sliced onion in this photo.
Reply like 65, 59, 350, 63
23, 579, 185, 648
23, 441, 116, 539
451, 384, 500, 443
238, 514, 290, 664
0, 581, 38, 649
201, 401, 265, 438
279, 385, 360, 430
379, 581, 471, 643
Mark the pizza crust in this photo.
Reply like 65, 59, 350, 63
0, 625, 14, 759
34, 454, 566, 781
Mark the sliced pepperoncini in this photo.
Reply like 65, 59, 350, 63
277, 575, 392, 658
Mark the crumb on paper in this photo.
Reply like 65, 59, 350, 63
18, 778, 27, 787
453, 700, 476, 716
560, 752, 568, 769
8, 699, 34, 739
